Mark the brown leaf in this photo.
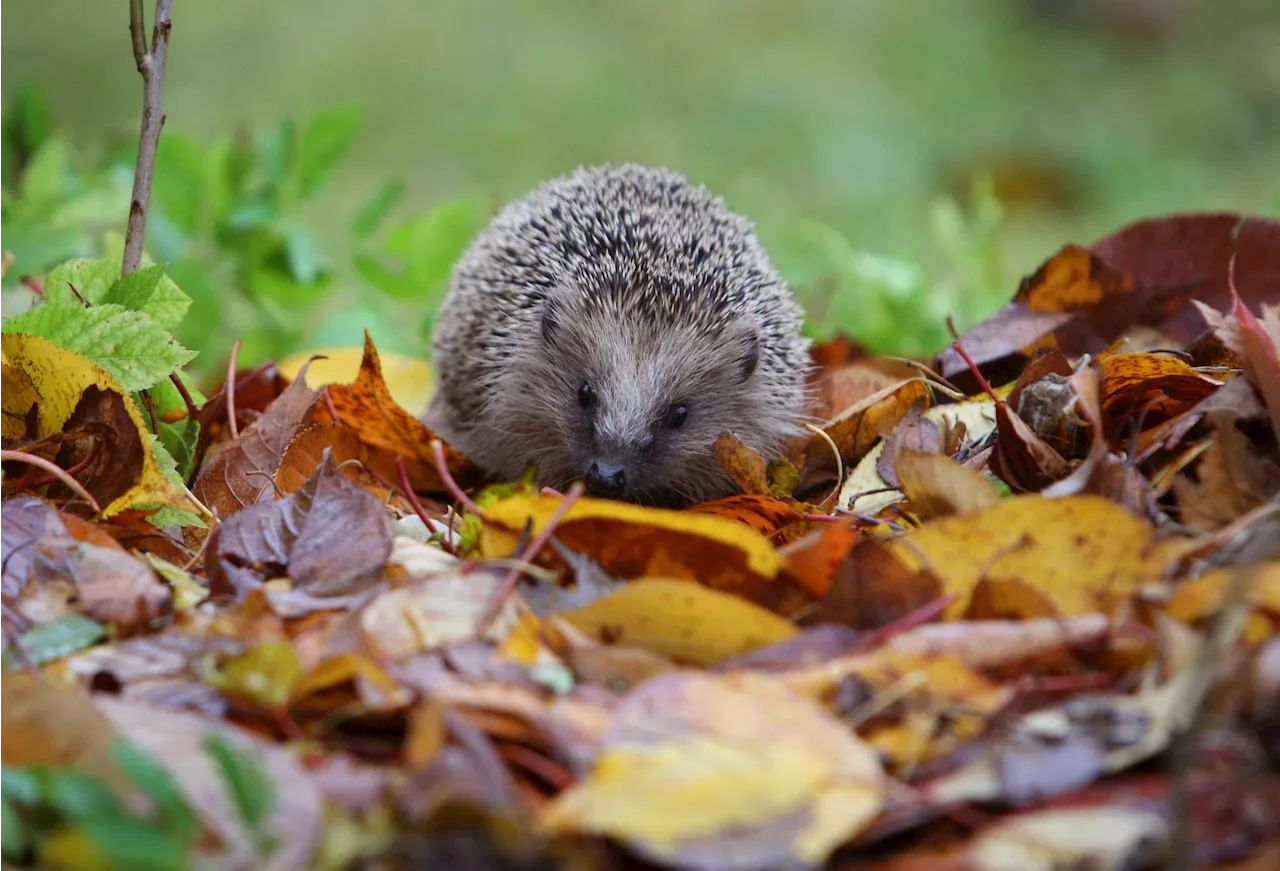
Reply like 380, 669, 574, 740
804, 379, 932, 486
1172, 412, 1277, 532
1100, 352, 1223, 425
686, 493, 805, 539
780, 521, 861, 598
713, 431, 770, 495
895, 448, 1002, 521
48, 386, 145, 509
207, 448, 394, 597
815, 537, 945, 630
989, 398, 1072, 492
48, 538, 172, 632
275, 422, 399, 500
193, 361, 320, 517
876, 401, 939, 489
312, 331, 481, 492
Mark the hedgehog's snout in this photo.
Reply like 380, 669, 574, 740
585, 460, 627, 499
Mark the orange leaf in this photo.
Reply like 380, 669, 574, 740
312, 331, 481, 493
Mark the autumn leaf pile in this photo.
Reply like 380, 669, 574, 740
3, 212, 1280, 871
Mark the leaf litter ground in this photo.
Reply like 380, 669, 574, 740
3, 211, 1280, 871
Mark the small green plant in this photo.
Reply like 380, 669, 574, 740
2, 735, 276, 870
784, 175, 1011, 358
2, 89, 485, 378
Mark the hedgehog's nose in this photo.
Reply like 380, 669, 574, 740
585, 461, 627, 499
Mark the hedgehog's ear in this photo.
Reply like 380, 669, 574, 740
736, 332, 760, 383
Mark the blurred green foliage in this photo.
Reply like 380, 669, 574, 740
1, 86, 1016, 369
2, 0, 1278, 372
2, 735, 275, 869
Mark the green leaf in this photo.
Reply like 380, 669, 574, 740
17, 135, 71, 215
296, 104, 362, 198
111, 740, 198, 844
6, 85, 55, 155
103, 266, 193, 332
156, 417, 200, 483
42, 257, 119, 307
353, 251, 409, 298
1, 795, 25, 861
139, 504, 206, 530
2, 301, 196, 392
205, 733, 275, 851
350, 180, 405, 239
3, 614, 105, 667
381, 196, 483, 298
147, 369, 207, 416
38, 769, 122, 822
152, 134, 209, 235
257, 119, 295, 190
284, 228, 323, 284
1, 766, 41, 806
146, 434, 205, 521
80, 815, 189, 871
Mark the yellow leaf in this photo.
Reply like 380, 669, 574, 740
482, 494, 787, 584
208, 639, 302, 710
888, 494, 1175, 619
561, 577, 798, 666
895, 448, 1003, 520
850, 651, 1011, 766
1, 333, 189, 518
541, 671, 883, 869
278, 345, 435, 417
1165, 562, 1280, 645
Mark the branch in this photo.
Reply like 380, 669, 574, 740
122, 0, 173, 275
129, 0, 148, 68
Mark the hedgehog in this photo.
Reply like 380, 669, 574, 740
424, 163, 811, 506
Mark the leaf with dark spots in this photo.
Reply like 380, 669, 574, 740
45, 385, 146, 510
207, 448, 394, 598
193, 360, 320, 518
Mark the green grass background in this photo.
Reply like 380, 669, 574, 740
3, 0, 1278, 359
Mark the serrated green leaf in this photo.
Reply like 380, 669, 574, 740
138, 504, 206, 530
111, 740, 198, 844
42, 257, 119, 308
350, 180, 405, 240
1, 795, 25, 861
296, 104, 361, 198
4, 614, 105, 667
102, 266, 193, 332
2, 301, 196, 391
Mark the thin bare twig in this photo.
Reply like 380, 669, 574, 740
123, 0, 173, 275
167, 371, 200, 420
0, 450, 103, 513
225, 339, 241, 440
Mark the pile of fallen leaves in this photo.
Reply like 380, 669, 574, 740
2, 212, 1279, 871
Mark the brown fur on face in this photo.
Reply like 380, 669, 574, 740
426, 164, 811, 506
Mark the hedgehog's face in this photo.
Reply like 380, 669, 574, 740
529, 294, 761, 506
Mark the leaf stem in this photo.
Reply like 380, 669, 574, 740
0, 450, 103, 513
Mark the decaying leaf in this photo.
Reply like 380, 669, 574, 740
207, 448, 394, 597
542, 670, 885, 871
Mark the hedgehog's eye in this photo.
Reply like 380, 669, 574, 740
577, 381, 596, 409
665, 403, 688, 429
